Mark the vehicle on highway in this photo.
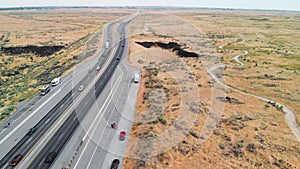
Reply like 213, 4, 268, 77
51, 77, 61, 86
45, 152, 57, 163
116, 57, 120, 60
40, 85, 50, 96
27, 127, 36, 135
134, 73, 140, 83
110, 159, 120, 169
105, 41, 109, 49
111, 123, 117, 129
78, 85, 84, 91
9, 154, 23, 166
96, 66, 101, 71
119, 131, 126, 141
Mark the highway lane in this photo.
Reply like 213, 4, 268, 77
101, 72, 140, 169
25, 13, 137, 169
0, 91, 73, 168
69, 13, 139, 169
0, 19, 119, 168
71, 67, 124, 169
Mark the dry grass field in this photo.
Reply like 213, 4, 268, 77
0, 8, 132, 121
123, 10, 300, 169
174, 10, 300, 126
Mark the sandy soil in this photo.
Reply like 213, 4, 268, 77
123, 10, 300, 169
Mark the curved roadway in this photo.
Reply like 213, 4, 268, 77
208, 45, 300, 142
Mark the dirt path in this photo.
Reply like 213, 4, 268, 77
233, 50, 247, 66
208, 46, 300, 142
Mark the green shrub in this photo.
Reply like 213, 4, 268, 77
246, 143, 256, 152
19, 97, 25, 102
157, 115, 166, 125
0, 114, 5, 120
219, 144, 225, 149
7, 106, 14, 111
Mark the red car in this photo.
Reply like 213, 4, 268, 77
10, 154, 23, 166
119, 131, 126, 141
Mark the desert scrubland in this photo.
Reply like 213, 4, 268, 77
0, 8, 131, 121
124, 10, 300, 169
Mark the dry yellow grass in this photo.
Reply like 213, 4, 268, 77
0, 8, 133, 121
123, 10, 300, 169
174, 10, 300, 128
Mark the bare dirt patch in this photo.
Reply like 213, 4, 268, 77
123, 10, 300, 169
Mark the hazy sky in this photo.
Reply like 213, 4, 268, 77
0, 0, 299, 11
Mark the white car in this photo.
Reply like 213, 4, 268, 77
51, 77, 61, 86
96, 66, 101, 71
78, 85, 84, 91
40, 85, 50, 96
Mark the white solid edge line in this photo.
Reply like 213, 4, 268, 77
85, 67, 124, 169
73, 75, 122, 169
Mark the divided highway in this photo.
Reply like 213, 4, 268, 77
27, 21, 128, 169
0, 11, 138, 169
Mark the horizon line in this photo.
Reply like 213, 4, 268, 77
0, 6, 299, 12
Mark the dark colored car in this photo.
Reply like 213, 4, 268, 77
110, 159, 120, 169
27, 127, 36, 135
9, 154, 23, 166
45, 152, 57, 163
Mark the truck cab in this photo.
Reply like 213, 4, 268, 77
134, 73, 140, 83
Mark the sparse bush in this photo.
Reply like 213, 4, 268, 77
237, 142, 243, 148
246, 143, 256, 152
154, 84, 163, 89
0, 114, 5, 119
236, 39, 242, 42
137, 59, 144, 64
190, 131, 199, 138
7, 106, 14, 112
219, 144, 225, 149
19, 97, 25, 102
157, 115, 166, 125
138, 160, 146, 167
132, 125, 137, 130
232, 147, 243, 157
224, 135, 231, 141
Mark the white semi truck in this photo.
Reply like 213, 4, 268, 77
134, 73, 140, 83
105, 41, 109, 49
